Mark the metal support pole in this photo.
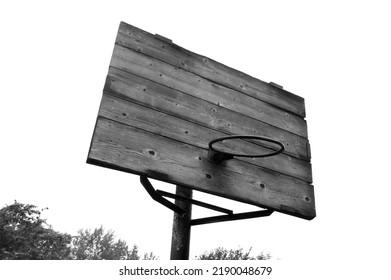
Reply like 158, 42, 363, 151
170, 185, 192, 260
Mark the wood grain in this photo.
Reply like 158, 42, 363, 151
105, 67, 311, 161
88, 117, 316, 220
117, 21, 306, 118
99, 93, 312, 182
110, 44, 308, 138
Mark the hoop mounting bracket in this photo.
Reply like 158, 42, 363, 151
207, 149, 234, 163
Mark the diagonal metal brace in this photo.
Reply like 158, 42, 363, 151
140, 176, 186, 215
140, 176, 273, 225
191, 209, 274, 226
156, 189, 233, 215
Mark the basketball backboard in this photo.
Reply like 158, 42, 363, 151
87, 22, 315, 220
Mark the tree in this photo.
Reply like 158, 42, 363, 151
0, 201, 72, 260
70, 226, 158, 260
0, 202, 159, 260
195, 247, 271, 260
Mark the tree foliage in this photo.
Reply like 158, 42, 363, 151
0, 202, 158, 260
70, 226, 158, 260
0, 201, 72, 260
195, 247, 271, 260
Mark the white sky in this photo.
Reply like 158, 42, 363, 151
1, 0, 390, 277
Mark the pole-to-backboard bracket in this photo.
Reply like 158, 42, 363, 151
140, 176, 273, 225
140, 176, 186, 215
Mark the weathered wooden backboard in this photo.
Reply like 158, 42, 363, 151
87, 22, 315, 220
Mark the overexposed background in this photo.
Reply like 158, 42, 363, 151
1, 0, 390, 278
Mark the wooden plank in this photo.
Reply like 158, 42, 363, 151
99, 93, 312, 182
105, 67, 311, 161
110, 44, 308, 139
117, 21, 306, 118
88, 118, 316, 220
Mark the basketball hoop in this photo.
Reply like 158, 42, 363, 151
208, 135, 285, 163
